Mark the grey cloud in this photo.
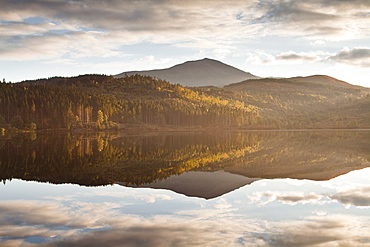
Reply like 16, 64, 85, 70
48, 226, 209, 247
255, 0, 370, 39
1, 199, 370, 247
259, 51, 323, 64
275, 52, 320, 62
0, 201, 75, 227
262, 192, 323, 205
256, 185, 370, 208
0, 0, 252, 32
330, 186, 370, 207
328, 47, 370, 67
319, 0, 370, 9
1, 0, 366, 38
257, 1, 340, 23
305, 25, 344, 36
258, 46, 370, 67
275, 194, 321, 203
261, 215, 370, 247
0, 0, 369, 61
0, 199, 245, 246
0, 0, 257, 60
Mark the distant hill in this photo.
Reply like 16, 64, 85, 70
218, 75, 370, 128
225, 75, 363, 91
287, 75, 351, 87
115, 58, 259, 87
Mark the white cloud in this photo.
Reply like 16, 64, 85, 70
214, 198, 233, 209
311, 40, 326, 46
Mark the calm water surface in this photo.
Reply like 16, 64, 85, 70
0, 130, 370, 246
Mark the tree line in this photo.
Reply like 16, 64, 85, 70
0, 74, 261, 131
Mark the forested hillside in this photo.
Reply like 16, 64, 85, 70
1, 131, 368, 190
222, 76, 370, 128
1, 72, 369, 132
0, 74, 259, 131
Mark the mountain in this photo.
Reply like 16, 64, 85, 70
115, 58, 259, 87
123, 171, 260, 199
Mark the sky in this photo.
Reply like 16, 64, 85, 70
0, 0, 370, 87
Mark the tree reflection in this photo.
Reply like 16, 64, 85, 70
0, 131, 369, 189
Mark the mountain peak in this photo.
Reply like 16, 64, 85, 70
115, 58, 259, 87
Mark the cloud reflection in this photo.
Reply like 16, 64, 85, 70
3, 168, 370, 246
1, 192, 370, 246
261, 214, 370, 247
248, 191, 324, 206
330, 186, 370, 208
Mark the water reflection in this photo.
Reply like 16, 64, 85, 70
1, 130, 369, 199
1, 130, 369, 246
1, 167, 370, 246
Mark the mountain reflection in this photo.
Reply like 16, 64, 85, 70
0, 130, 369, 198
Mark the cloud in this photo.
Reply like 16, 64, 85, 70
319, 0, 370, 10
249, 191, 324, 206
327, 47, 370, 68
249, 184, 370, 209
2, 194, 370, 247
272, 193, 323, 205
0, 22, 72, 37
0, 31, 126, 61
214, 198, 233, 209
0, 0, 259, 60
262, 214, 370, 247
310, 40, 326, 45
275, 51, 321, 62
259, 51, 325, 65
1, 0, 369, 62
244, 47, 370, 69
252, 0, 370, 40
0, 201, 72, 227
0, 199, 252, 246
329, 186, 370, 208
256, 0, 340, 23
0, 0, 256, 36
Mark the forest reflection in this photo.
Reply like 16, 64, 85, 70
1, 131, 369, 190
